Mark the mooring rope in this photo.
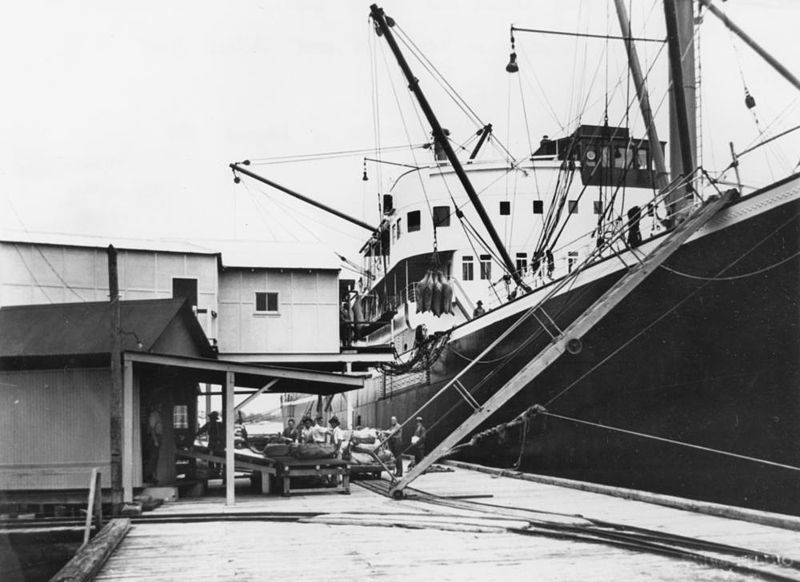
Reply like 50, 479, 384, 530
541, 411, 800, 473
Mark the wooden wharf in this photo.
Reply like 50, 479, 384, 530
93, 462, 800, 581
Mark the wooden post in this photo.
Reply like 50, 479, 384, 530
225, 370, 235, 506
344, 363, 354, 429
107, 245, 123, 516
83, 469, 102, 546
122, 357, 134, 503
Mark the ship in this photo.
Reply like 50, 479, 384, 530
262, 1, 800, 515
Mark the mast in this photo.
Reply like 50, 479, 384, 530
663, 0, 697, 220
369, 4, 528, 291
613, 0, 669, 193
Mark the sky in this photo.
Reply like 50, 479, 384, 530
1, 0, 798, 265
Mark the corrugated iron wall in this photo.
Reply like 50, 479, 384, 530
0, 368, 112, 489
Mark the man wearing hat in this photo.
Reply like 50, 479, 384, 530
473, 300, 486, 317
411, 416, 427, 465
196, 411, 224, 474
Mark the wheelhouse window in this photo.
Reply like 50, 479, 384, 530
407, 210, 421, 232
255, 291, 279, 313
462, 255, 474, 281
479, 255, 491, 280
433, 206, 450, 227
397, 217, 402, 238
515, 253, 527, 274
532, 200, 544, 214
568, 200, 578, 214
499, 201, 511, 215
593, 200, 603, 215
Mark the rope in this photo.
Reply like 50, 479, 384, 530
542, 411, 800, 473
660, 249, 800, 281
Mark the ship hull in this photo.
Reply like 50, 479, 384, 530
347, 175, 800, 514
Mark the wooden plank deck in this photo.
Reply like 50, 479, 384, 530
96, 464, 800, 581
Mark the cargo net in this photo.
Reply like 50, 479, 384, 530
380, 330, 452, 376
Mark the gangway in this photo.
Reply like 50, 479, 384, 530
389, 190, 736, 498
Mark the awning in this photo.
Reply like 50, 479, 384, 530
124, 351, 365, 395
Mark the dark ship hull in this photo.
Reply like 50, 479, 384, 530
353, 174, 800, 515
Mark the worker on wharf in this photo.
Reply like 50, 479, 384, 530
283, 418, 299, 441
411, 417, 427, 466
329, 416, 345, 458
310, 415, 330, 443
196, 411, 223, 475
386, 416, 404, 476
299, 416, 314, 443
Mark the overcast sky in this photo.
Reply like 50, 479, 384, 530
1, 0, 798, 263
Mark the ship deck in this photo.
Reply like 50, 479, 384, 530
94, 462, 800, 581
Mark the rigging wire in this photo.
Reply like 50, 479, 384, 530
247, 144, 424, 165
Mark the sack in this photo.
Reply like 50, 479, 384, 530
292, 443, 335, 459
263, 443, 291, 457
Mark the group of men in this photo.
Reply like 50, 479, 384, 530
282, 415, 345, 453
282, 414, 427, 476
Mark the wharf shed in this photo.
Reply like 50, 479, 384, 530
0, 234, 346, 359
0, 298, 214, 494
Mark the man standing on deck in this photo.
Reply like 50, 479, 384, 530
411, 417, 427, 466
386, 416, 404, 476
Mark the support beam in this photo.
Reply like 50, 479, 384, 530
107, 245, 123, 516
122, 358, 134, 503
234, 379, 279, 412
389, 190, 735, 497
224, 370, 235, 506
345, 363, 354, 429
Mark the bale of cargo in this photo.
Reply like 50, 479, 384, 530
263, 443, 291, 457
290, 442, 336, 459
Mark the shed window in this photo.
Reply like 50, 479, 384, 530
532, 200, 544, 214
593, 200, 603, 215
433, 206, 450, 227
568, 200, 578, 214
173, 278, 198, 309
499, 201, 511, 215
407, 210, 421, 232
256, 291, 279, 313
173, 405, 188, 429
397, 217, 402, 238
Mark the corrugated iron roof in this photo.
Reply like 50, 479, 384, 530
1, 230, 218, 255
0, 298, 213, 359
214, 240, 341, 270
1, 231, 342, 270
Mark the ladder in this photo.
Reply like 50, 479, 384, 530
390, 190, 735, 498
